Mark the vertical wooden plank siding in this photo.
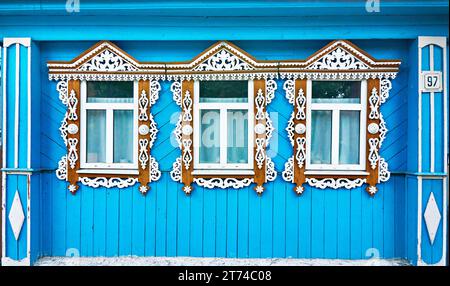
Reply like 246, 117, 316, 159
132, 185, 146, 256
31, 41, 414, 262
93, 187, 106, 256
39, 167, 408, 260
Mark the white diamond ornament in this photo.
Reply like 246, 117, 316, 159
8, 190, 25, 241
424, 192, 442, 245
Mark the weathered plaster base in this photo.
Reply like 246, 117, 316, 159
34, 256, 410, 266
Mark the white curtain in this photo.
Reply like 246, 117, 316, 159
113, 110, 133, 163
339, 111, 360, 164
87, 110, 106, 163
227, 110, 248, 163
311, 110, 332, 164
200, 110, 220, 163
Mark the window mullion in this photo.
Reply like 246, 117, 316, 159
331, 109, 340, 165
106, 109, 114, 164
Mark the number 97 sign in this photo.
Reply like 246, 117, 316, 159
421, 71, 443, 92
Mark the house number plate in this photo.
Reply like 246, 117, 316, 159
421, 71, 443, 92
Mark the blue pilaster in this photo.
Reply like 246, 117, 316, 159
1, 37, 41, 266
412, 36, 448, 266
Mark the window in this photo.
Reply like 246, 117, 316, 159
80, 81, 138, 169
193, 80, 254, 171
306, 80, 367, 171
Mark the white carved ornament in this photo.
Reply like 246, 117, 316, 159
279, 72, 398, 81
180, 89, 193, 171
254, 88, 266, 170
147, 114, 158, 149
379, 114, 388, 147
149, 155, 161, 182
378, 158, 390, 182
49, 40, 399, 83
138, 89, 149, 121
295, 88, 306, 120
56, 155, 68, 180
282, 157, 294, 183
307, 47, 370, 70
170, 81, 184, 182
263, 81, 278, 183
368, 138, 380, 170
170, 157, 182, 183
194, 178, 254, 189
79, 177, 138, 188
182, 90, 193, 122
171, 81, 182, 106
283, 80, 296, 146
369, 87, 380, 120
67, 89, 78, 121
266, 157, 277, 182
149, 80, 161, 105
139, 139, 149, 169
255, 88, 266, 121
194, 49, 253, 72
295, 137, 306, 169
182, 139, 193, 170
306, 178, 367, 190
79, 49, 138, 72
380, 78, 392, 104
57, 80, 69, 105
171, 82, 183, 149
255, 138, 266, 170
67, 138, 78, 169
60, 115, 69, 146
265, 112, 274, 146
266, 79, 277, 104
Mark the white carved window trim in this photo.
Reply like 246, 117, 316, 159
79, 80, 139, 171
193, 80, 254, 172
305, 79, 367, 172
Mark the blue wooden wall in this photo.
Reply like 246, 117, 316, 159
35, 40, 414, 260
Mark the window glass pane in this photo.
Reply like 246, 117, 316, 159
312, 81, 360, 103
86, 110, 106, 163
199, 109, 220, 163
339, 111, 360, 165
199, 81, 248, 103
227, 110, 248, 164
87, 81, 133, 103
311, 110, 332, 164
113, 110, 134, 164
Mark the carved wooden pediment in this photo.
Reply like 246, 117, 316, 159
48, 41, 165, 81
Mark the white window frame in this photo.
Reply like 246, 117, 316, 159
80, 80, 138, 170
305, 79, 367, 171
193, 80, 254, 171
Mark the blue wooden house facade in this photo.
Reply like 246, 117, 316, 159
0, 0, 448, 266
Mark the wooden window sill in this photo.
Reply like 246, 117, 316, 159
304, 170, 369, 176
77, 169, 139, 175
192, 169, 255, 176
